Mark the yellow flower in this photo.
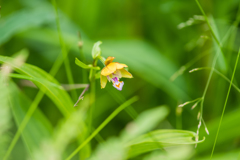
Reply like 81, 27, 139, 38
100, 56, 133, 90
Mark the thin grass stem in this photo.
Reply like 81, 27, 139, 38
78, 32, 88, 83
88, 59, 98, 132
190, 67, 240, 93
195, 0, 221, 48
52, 0, 78, 101
195, 0, 224, 143
65, 96, 138, 160
210, 49, 240, 159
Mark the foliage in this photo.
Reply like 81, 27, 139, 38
1, 0, 240, 159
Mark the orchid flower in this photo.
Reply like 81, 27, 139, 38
100, 56, 133, 90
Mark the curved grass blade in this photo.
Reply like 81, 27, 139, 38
0, 54, 75, 159
0, 55, 74, 115
126, 129, 205, 158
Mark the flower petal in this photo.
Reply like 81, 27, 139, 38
100, 75, 108, 89
105, 56, 115, 66
113, 81, 124, 91
101, 62, 118, 76
101, 64, 116, 76
120, 69, 133, 78
107, 75, 111, 82
112, 69, 122, 79
115, 62, 128, 69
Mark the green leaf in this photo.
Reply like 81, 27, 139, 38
9, 73, 62, 89
75, 58, 100, 70
92, 41, 102, 59
143, 145, 194, 160
9, 81, 53, 155
0, 55, 74, 116
0, 6, 55, 45
126, 130, 204, 158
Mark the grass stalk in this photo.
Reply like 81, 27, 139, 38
88, 59, 98, 131
52, 0, 78, 101
195, 0, 223, 140
190, 67, 240, 93
66, 96, 138, 160
78, 32, 88, 83
210, 49, 240, 159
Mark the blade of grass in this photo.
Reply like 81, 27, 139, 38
210, 49, 240, 159
66, 96, 139, 160
3, 43, 74, 159
86, 58, 98, 158
127, 130, 205, 158
225, 1, 240, 64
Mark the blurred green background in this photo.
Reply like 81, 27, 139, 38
1, 0, 240, 159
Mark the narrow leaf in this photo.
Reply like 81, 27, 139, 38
75, 58, 100, 70
127, 130, 204, 158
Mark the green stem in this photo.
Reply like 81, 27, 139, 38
195, 0, 223, 139
78, 32, 88, 83
191, 67, 240, 93
199, 51, 219, 130
88, 59, 98, 133
210, 49, 240, 159
66, 96, 139, 160
195, 0, 221, 48
52, 0, 78, 101
176, 107, 182, 129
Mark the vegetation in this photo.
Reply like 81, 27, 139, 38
1, 0, 240, 159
